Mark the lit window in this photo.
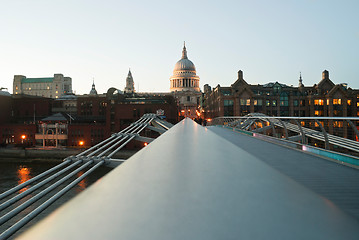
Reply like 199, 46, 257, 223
246, 99, 250, 106
47, 86, 50, 89
56, 96, 58, 99
314, 99, 324, 105
347, 100, 352, 105
56, 91, 58, 94
357, 102, 359, 107
29, 87, 31, 90
333, 99, 342, 105
272, 100, 277, 106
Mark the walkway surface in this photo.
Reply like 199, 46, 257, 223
208, 126, 359, 220
16, 120, 359, 240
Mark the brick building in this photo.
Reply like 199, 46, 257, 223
0, 89, 178, 148
203, 70, 359, 119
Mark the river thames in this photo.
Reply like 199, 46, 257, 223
0, 160, 113, 239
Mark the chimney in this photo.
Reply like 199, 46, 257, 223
322, 70, 329, 80
238, 70, 243, 80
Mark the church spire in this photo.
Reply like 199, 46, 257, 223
125, 68, 135, 93
298, 72, 304, 88
182, 41, 187, 59
89, 78, 97, 95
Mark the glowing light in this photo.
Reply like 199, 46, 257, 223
17, 166, 31, 193
207, 118, 212, 122
79, 141, 85, 146
21, 135, 26, 140
144, 142, 148, 146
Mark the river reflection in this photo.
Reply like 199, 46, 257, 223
17, 166, 31, 193
0, 161, 113, 239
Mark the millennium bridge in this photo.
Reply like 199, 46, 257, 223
1, 114, 359, 239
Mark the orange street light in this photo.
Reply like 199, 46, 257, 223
144, 142, 148, 146
21, 135, 26, 140
79, 141, 85, 146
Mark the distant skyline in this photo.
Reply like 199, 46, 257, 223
0, 0, 358, 94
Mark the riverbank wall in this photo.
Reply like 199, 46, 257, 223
0, 148, 137, 163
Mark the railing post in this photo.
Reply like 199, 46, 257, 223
315, 120, 330, 150
294, 120, 306, 144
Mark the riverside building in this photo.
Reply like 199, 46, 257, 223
13, 74, 72, 98
203, 70, 359, 118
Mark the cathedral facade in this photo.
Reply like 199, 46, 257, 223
170, 43, 201, 119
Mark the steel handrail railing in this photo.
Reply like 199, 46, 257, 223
0, 113, 168, 239
211, 115, 359, 154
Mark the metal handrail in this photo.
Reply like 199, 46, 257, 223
210, 115, 359, 154
0, 113, 170, 239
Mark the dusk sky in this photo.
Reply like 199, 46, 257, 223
0, 0, 358, 94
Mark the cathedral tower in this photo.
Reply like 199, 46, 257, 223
124, 69, 135, 93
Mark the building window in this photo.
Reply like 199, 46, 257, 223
273, 84, 281, 94
333, 121, 343, 128
314, 99, 324, 105
272, 100, 277, 107
314, 110, 323, 116
347, 100, 352, 105
266, 100, 270, 106
187, 96, 190, 102
333, 99, 342, 105
280, 93, 288, 106
293, 100, 299, 107
224, 100, 234, 116
240, 99, 250, 106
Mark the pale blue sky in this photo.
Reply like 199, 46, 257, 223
0, 0, 358, 94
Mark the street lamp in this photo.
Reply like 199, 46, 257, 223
21, 135, 26, 144
79, 140, 85, 147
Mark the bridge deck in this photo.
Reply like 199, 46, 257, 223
208, 126, 359, 220
17, 119, 359, 239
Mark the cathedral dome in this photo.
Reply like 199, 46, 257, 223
170, 43, 200, 92
173, 44, 196, 72
174, 58, 196, 72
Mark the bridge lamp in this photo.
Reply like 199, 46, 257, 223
79, 140, 85, 146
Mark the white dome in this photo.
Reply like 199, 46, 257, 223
169, 44, 200, 92
174, 58, 196, 72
